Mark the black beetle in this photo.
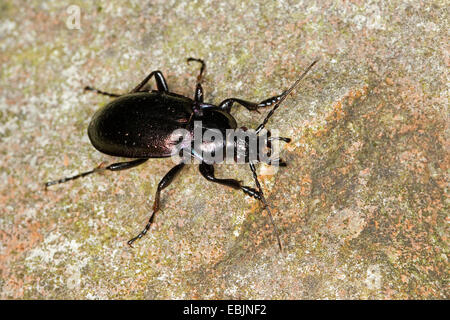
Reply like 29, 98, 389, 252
45, 58, 317, 250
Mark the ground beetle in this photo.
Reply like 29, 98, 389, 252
45, 58, 317, 250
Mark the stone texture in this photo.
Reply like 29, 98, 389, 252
0, 0, 447, 299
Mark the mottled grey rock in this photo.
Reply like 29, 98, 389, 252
0, 0, 447, 299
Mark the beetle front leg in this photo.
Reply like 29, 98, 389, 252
127, 162, 185, 247
218, 94, 284, 114
199, 163, 262, 200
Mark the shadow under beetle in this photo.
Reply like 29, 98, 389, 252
45, 58, 317, 251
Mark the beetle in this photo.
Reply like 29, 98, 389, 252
45, 58, 317, 250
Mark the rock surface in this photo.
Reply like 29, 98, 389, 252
0, 1, 447, 299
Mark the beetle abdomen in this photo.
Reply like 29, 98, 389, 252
88, 92, 194, 158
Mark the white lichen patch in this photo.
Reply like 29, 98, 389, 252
1, 0, 446, 300
25, 232, 90, 292
364, 264, 382, 290
26, 233, 83, 263
324, 207, 366, 241
231, 209, 246, 238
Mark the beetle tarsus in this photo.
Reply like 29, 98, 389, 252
44, 159, 148, 188
84, 86, 121, 98
127, 163, 185, 246
187, 58, 206, 102
187, 57, 206, 82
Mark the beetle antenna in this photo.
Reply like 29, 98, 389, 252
256, 59, 318, 134
249, 162, 283, 251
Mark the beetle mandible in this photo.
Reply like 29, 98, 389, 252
45, 58, 318, 251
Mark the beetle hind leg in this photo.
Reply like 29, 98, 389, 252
44, 158, 148, 189
84, 86, 121, 98
127, 163, 185, 247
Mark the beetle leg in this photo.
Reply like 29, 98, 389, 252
218, 95, 284, 114
193, 83, 204, 103
44, 158, 148, 189
127, 162, 185, 247
130, 70, 169, 93
266, 158, 287, 167
83, 86, 122, 97
187, 58, 206, 103
187, 58, 206, 83
268, 136, 291, 143
84, 69, 169, 96
199, 163, 262, 200
199, 162, 282, 250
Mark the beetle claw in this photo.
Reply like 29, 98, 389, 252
127, 238, 136, 247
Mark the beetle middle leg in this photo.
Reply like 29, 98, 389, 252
44, 158, 148, 189
127, 162, 185, 246
84, 70, 169, 97
131, 70, 169, 93
187, 57, 206, 103
199, 163, 262, 200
